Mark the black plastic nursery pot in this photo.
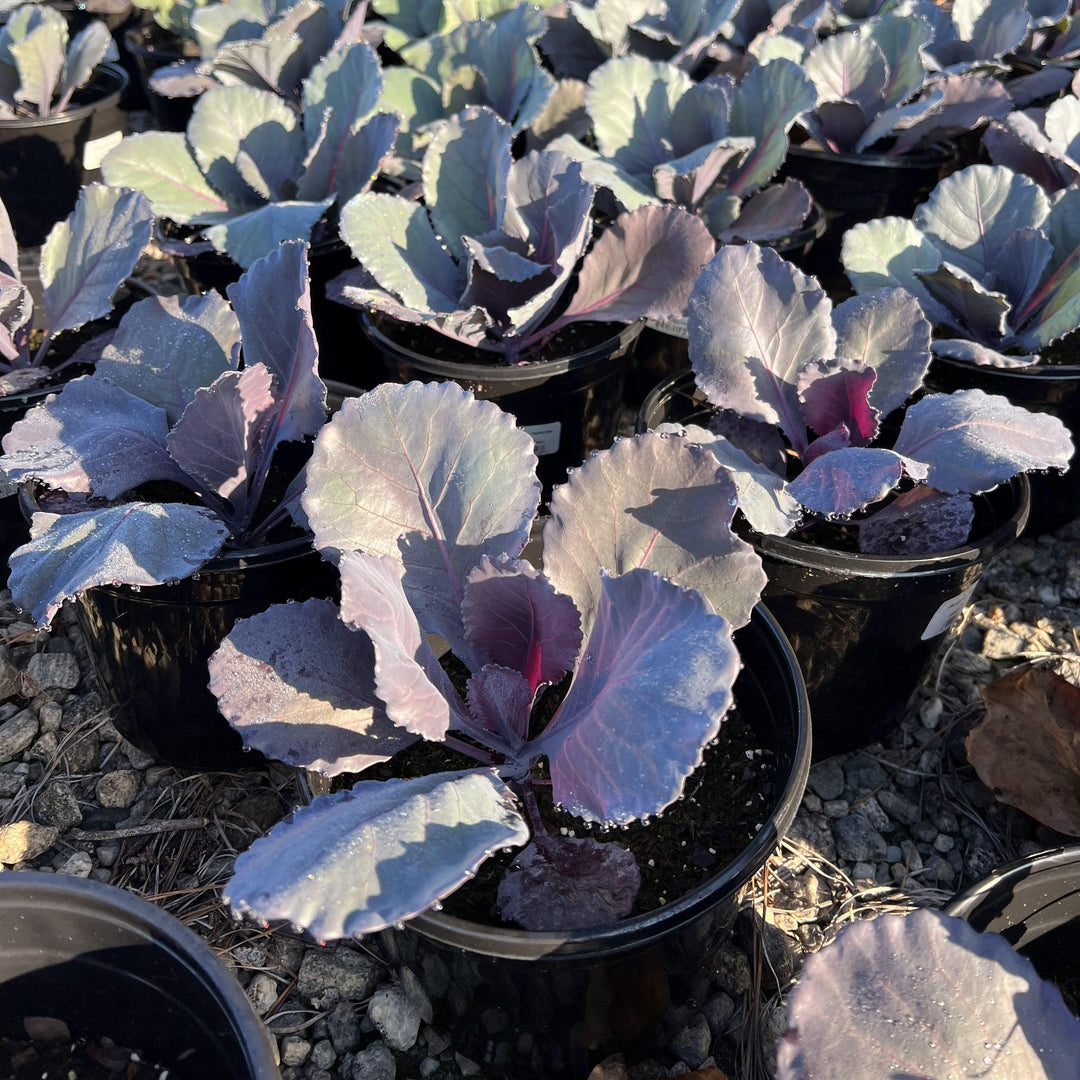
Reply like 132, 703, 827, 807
947, 845, 1080, 1010
370, 605, 811, 1078
778, 141, 958, 296
927, 350, 1080, 536
639, 369, 1030, 760
122, 22, 197, 131
362, 312, 642, 499
0, 62, 127, 247
0, 872, 280, 1078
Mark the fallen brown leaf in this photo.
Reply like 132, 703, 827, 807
966, 664, 1080, 834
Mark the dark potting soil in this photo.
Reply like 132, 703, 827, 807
0, 1025, 193, 1079
354, 705, 777, 929
370, 313, 628, 367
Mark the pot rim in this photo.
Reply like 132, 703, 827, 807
0, 870, 280, 1076
362, 310, 644, 379
786, 138, 959, 170
390, 602, 811, 961
0, 62, 127, 128
945, 843, 1080, 926
638, 368, 1031, 576
931, 349, 1080, 378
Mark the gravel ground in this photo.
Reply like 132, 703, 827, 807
0, 515, 1076, 1080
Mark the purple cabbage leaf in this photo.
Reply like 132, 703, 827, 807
1, 241, 333, 626
212, 380, 757, 936
776, 908, 1080, 1080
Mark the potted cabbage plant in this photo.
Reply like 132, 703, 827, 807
0, 3, 128, 245
329, 103, 716, 492
842, 162, 1080, 533
0, 239, 349, 770
207, 377, 811, 1078
759, 6, 1014, 285
640, 242, 1073, 757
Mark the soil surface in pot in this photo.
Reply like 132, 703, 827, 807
0, 1025, 191, 1079
338, 700, 777, 927
372, 315, 626, 367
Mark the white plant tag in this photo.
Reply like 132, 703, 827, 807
522, 421, 561, 456
83, 130, 123, 171
921, 583, 976, 641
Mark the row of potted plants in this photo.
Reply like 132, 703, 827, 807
3, 0, 1080, 1075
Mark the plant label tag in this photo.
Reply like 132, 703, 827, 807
921, 584, 976, 641
83, 131, 123, 171
522, 422, 561, 456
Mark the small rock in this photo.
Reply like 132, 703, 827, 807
919, 696, 943, 730
455, 1052, 481, 1077
90, 868, 112, 884
369, 982, 424, 1051
423, 1028, 448, 1055
981, 625, 1025, 660
926, 855, 955, 886
712, 943, 751, 997
832, 815, 888, 863
852, 861, 876, 881
0, 708, 38, 760
913, 821, 939, 844
0, 820, 57, 863
311, 1040, 336, 1070
703, 992, 735, 1035
933, 833, 955, 853
807, 760, 845, 801
965, 839, 1001, 881
669, 1013, 711, 1070
1036, 585, 1060, 607
884, 844, 902, 864
419, 1057, 440, 1077
95, 840, 120, 868
822, 798, 850, 819
877, 790, 921, 828
328, 1001, 362, 1054
297, 947, 381, 1002
25, 652, 80, 691
38, 701, 62, 732
933, 810, 959, 834
246, 973, 279, 1017
27, 731, 59, 762
843, 756, 886, 792
801, 792, 822, 813
56, 851, 93, 877
280, 1036, 311, 1067
35, 781, 82, 831
0, 772, 24, 797
852, 795, 891, 833
119, 739, 156, 770
352, 1040, 396, 1080
787, 812, 836, 862
94, 770, 141, 809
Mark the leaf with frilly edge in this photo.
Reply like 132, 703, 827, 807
101, 133, 230, 225
542, 431, 764, 635
302, 382, 540, 662
832, 288, 932, 420
931, 339, 1039, 368
40, 185, 153, 338
892, 388, 1074, 494
165, 364, 277, 529
202, 199, 334, 269
209, 597, 418, 777
497, 833, 640, 930
534, 569, 740, 825
225, 241, 326, 448
915, 262, 1012, 344
422, 107, 510, 261
225, 770, 531, 941
338, 550, 471, 744
785, 446, 911, 517
797, 359, 878, 444
55, 20, 110, 112
9, 503, 229, 627
5, 4, 66, 116
0, 375, 191, 498
536, 204, 715, 343
462, 556, 582, 696
776, 909, 1080, 1080
717, 180, 811, 244
687, 243, 835, 454
657, 421, 802, 537
95, 292, 241, 424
